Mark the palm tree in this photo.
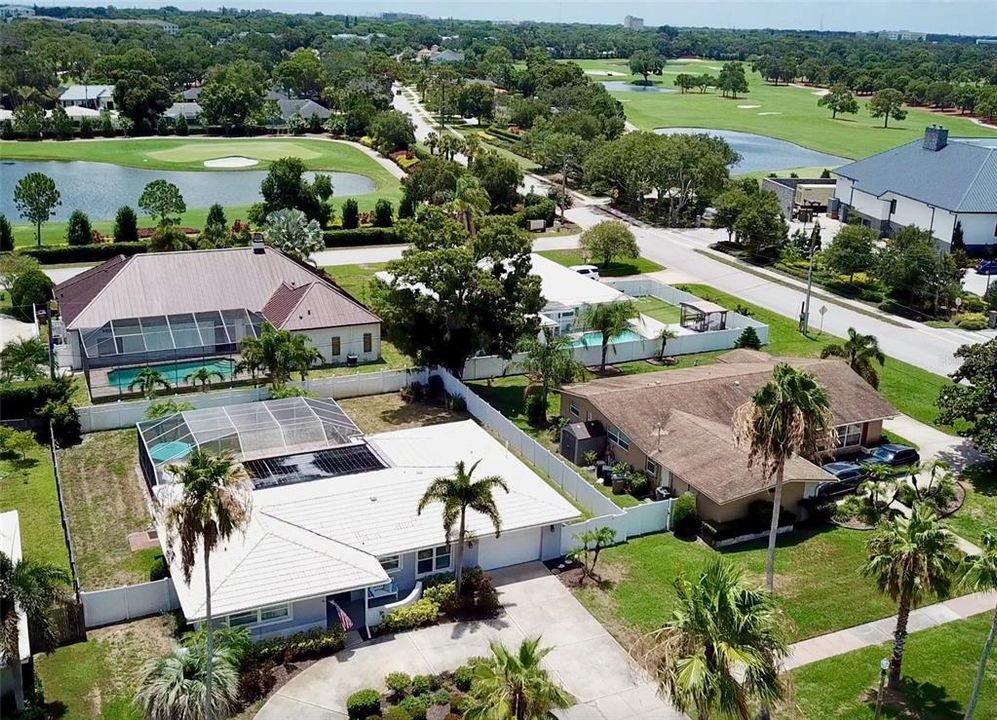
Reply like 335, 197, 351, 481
0, 552, 71, 710
732, 363, 832, 592
819, 328, 886, 388
450, 175, 491, 236
417, 459, 508, 595
145, 398, 194, 420
464, 133, 482, 163
235, 344, 264, 383
241, 322, 320, 389
466, 637, 573, 720
578, 301, 638, 372
657, 326, 677, 362
959, 529, 997, 719
520, 330, 581, 425
134, 645, 240, 720
863, 503, 959, 689
645, 558, 787, 720
129, 367, 171, 400
0, 337, 48, 382
425, 131, 440, 155
185, 367, 224, 392
858, 463, 899, 522
286, 333, 323, 381
160, 450, 252, 720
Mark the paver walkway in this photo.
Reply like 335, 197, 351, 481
785, 590, 996, 671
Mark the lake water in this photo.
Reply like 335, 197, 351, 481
601, 81, 675, 93
0, 160, 377, 221
654, 127, 847, 174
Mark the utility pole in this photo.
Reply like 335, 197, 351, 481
799, 223, 820, 335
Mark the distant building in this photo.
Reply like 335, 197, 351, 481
381, 11, 426, 20
976, 38, 997, 45
623, 15, 644, 31
0, 4, 33, 20
430, 49, 465, 64
163, 101, 201, 122
877, 29, 927, 41
59, 84, 116, 110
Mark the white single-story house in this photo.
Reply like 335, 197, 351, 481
528, 253, 633, 334
143, 399, 579, 638
833, 126, 997, 253
0, 511, 30, 712
58, 84, 115, 110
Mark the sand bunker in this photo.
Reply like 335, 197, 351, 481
737, 104, 761, 109
584, 70, 626, 77
203, 156, 259, 168
812, 89, 830, 97
757, 112, 783, 116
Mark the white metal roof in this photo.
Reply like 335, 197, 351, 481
528, 254, 626, 311
158, 420, 580, 620
0, 511, 30, 664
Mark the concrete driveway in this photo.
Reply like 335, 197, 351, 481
255, 563, 682, 720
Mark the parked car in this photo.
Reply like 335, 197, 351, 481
569, 264, 601, 281
816, 461, 866, 497
975, 259, 997, 275
857, 443, 920, 468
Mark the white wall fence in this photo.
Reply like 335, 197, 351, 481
81, 577, 180, 629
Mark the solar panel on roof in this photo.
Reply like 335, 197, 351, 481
243, 444, 385, 489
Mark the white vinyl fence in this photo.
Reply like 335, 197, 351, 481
81, 578, 180, 628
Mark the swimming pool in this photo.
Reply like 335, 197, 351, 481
108, 358, 237, 391
569, 329, 646, 348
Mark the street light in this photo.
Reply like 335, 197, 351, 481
873, 657, 890, 720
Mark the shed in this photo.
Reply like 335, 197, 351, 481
679, 300, 728, 332
559, 421, 607, 466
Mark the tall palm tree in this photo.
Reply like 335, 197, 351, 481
0, 552, 71, 710
863, 503, 959, 689
819, 328, 886, 388
134, 644, 240, 720
732, 363, 832, 592
129, 367, 171, 400
520, 330, 581, 425
646, 558, 787, 720
185, 367, 224, 392
466, 637, 573, 720
959, 529, 997, 719
450, 175, 491, 236
235, 343, 264, 383
417, 459, 508, 595
657, 326, 678, 362
578, 301, 638, 372
160, 450, 252, 720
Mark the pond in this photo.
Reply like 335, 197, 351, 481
654, 127, 848, 174
0, 160, 377, 222
601, 81, 675, 94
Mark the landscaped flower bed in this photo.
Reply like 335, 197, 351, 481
348, 665, 479, 720
378, 567, 500, 634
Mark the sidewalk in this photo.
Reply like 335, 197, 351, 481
785, 590, 996, 670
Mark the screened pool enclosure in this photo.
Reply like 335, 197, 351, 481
138, 397, 370, 486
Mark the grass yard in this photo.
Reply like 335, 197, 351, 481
337, 393, 467, 435
674, 284, 958, 432
783, 612, 996, 719
56, 430, 160, 590
573, 526, 944, 645
537, 249, 665, 277
564, 58, 997, 160
945, 463, 997, 547
633, 296, 682, 326
0, 438, 70, 571
324, 261, 389, 305
34, 615, 176, 720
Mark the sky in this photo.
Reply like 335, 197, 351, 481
28, 1, 997, 37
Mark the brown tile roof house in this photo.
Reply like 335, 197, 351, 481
560, 350, 898, 513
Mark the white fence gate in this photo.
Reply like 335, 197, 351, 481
81, 578, 181, 628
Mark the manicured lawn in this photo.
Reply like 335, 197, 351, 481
56, 430, 160, 590
34, 615, 176, 720
946, 463, 997, 548
325, 261, 389, 306
0, 439, 70, 571
574, 527, 942, 645
633, 296, 682, 325
537, 249, 665, 277
784, 612, 996, 719
674, 284, 958, 432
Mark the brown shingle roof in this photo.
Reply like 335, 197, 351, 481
54, 254, 129, 326
271, 282, 380, 330
261, 282, 309, 326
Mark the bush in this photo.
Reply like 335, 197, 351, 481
148, 554, 169, 581
323, 227, 401, 248
66, 210, 93, 246
175, 114, 189, 136
896, 483, 917, 507
385, 671, 411, 697
958, 293, 987, 313
17, 241, 148, 265
382, 707, 412, 720
11, 267, 53, 321
380, 598, 440, 632
342, 198, 360, 229
429, 689, 450, 706
734, 326, 763, 349
0, 378, 71, 421
397, 694, 432, 720
113, 206, 139, 243
524, 392, 547, 427
422, 581, 456, 606
452, 664, 474, 692
627, 473, 650, 497
447, 393, 467, 412
0, 214, 14, 252
347, 689, 382, 720
239, 659, 277, 705
984, 282, 997, 311
251, 626, 346, 665
954, 312, 987, 330
513, 198, 556, 227
373, 199, 394, 227
410, 674, 433, 695
672, 492, 700, 537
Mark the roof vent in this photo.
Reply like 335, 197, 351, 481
923, 125, 948, 152
251, 232, 265, 254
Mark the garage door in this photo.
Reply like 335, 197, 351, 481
477, 528, 541, 570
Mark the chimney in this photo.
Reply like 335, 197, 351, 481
251, 231, 265, 254
923, 125, 948, 152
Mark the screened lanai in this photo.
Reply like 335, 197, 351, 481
137, 397, 369, 486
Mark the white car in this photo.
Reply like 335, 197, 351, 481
569, 264, 601, 281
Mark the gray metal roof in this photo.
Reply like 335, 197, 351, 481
834, 137, 997, 213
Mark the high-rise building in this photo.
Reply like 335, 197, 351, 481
623, 15, 644, 31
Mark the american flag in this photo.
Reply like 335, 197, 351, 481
331, 601, 353, 631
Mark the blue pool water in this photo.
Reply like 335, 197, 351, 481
570, 329, 645, 348
108, 358, 236, 390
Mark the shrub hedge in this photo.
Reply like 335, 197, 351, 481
250, 626, 346, 665
380, 597, 441, 632
323, 227, 402, 248
18, 241, 148, 264
346, 689, 381, 720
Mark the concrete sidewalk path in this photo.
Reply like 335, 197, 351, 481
784, 590, 997, 671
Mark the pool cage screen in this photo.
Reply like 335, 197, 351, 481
137, 396, 365, 486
